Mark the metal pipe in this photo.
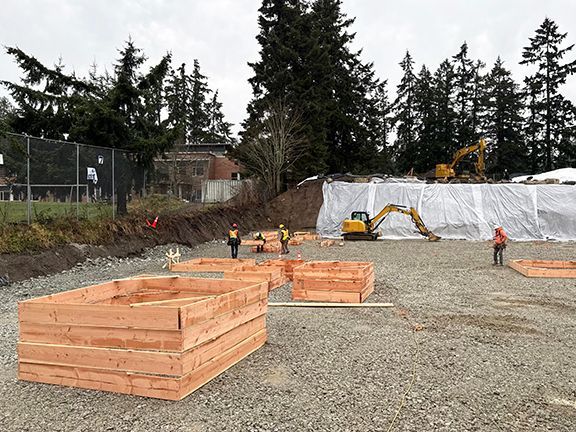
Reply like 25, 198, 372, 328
76, 143, 79, 219
26, 136, 31, 225
112, 148, 115, 220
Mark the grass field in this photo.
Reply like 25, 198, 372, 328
0, 201, 113, 223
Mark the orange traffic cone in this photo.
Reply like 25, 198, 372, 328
297, 250, 302, 260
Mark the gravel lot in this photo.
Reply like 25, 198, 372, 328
1, 239, 575, 431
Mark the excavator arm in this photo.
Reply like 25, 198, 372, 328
449, 138, 487, 175
435, 138, 487, 179
369, 204, 440, 241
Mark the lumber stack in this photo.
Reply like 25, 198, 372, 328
509, 259, 576, 278
250, 241, 281, 254
293, 232, 321, 241
18, 276, 268, 400
259, 259, 305, 281
224, 265, 288, 291
292, 261, 375, 303
171, 257, 255, 272
240, 240, 265, 247
288, 237, 303, 246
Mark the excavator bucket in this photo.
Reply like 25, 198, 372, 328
427, 232, 441, 242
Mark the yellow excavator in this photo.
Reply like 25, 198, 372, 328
341, 204, 441, 241
434, 138, 487, 179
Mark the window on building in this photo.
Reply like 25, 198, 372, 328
191, 160, 207, 177
231, 172, 241, 180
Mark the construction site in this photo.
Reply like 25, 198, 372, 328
1, 1, 576, 430
0, 170, 575, 432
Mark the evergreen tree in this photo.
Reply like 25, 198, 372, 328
413, 65, 438, 172
520, 18, 576, 170
206, 91, 233, 143
367, 80, 394, 173
432, 59, 458, 161
188, 59, 211, 144
483, 57, 528, 175
165, 63, 194, 145
393, 51, 418, 173
0, 96, 14, 134
452, 42, 477, 146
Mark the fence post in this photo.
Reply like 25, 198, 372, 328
112, 148, 115, 220
76, 143, 80, 219
26, 136, 31, 225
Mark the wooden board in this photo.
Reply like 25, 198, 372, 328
19, 302, 181, 330
171, 258, 255, 273
19, 322, 184, 351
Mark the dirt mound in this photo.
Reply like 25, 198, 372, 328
266, 180, 324, 229
0, 205, 265, 283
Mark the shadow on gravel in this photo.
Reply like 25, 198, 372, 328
427, 313, 543, 335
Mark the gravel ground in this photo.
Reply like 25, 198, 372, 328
1, 239, 575, 431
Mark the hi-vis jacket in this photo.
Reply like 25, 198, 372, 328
279, 228, 289, 241
494, 227, 508, 246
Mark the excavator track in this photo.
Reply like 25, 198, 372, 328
342, 232, 379, 241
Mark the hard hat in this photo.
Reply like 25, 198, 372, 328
279, 224, 285, 229
232, 223, 238, 228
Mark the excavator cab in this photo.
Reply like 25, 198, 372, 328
350, 211, 370, 222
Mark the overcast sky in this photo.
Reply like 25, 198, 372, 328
1, 0, 575, 136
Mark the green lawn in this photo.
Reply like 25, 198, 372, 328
0, 201, 113, 223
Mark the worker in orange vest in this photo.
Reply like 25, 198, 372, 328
493, 226, 508, 266
227, 223, 241, 258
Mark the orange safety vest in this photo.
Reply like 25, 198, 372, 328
494, 228, 507, 245
229, 229, 238, 239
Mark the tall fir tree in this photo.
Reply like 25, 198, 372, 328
393, 51, 418, 173
432, 59, 458, 161
452, 42, 477, 146
206, 90, 233, 143
413, 65, 438, 173
520, 18, 576, 170
483, 57, 528, 175
188, 59, 211, 144
165, 63, 194, 145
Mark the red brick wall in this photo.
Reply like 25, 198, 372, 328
211, 156, 241, 180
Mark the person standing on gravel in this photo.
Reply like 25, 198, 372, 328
278, 224, 290, 255
493, 226, 508, 266
227, 223, 241, 258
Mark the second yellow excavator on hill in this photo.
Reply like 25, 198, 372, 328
341, 204, 441, 241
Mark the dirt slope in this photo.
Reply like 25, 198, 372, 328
266, 180, 324, 229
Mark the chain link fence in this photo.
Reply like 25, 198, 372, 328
0, 133, 134, 224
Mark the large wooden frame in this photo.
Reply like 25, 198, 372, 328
18, 276, 268, 400
509, 259, 576, 278
170, 257, 255, 273
260, 259, 305, 281
292, 261, 375, 303
224, 265, 287, 291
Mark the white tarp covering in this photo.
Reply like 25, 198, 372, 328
512, 167, 576, 183
316, 182, 576, 241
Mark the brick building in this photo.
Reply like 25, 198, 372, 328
151, 143, 242, 202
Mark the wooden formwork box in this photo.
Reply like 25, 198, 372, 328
292, 261, 375, 303
224, 265, 288, 291
250, 241, 282, 254
509, 259, 576, 278
259, 259, 305, 281
18, 276, 268, 400
170, 257, 255, 273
